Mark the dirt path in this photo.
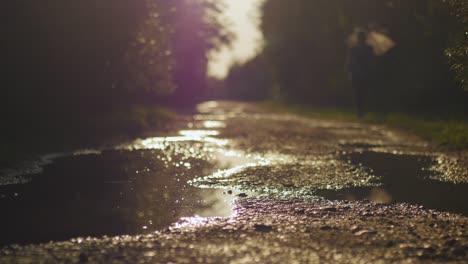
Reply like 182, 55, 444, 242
1, 101, 467, 263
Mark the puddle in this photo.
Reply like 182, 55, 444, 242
0, 148, 254, 245
314, 151, 468, 215
0, 115, 260, 245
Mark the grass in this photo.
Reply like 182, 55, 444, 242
99, 105, 176, 138
260, 101, 468, 150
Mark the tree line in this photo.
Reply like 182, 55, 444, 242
223, 0, 467, 116
1, 0, 228, 152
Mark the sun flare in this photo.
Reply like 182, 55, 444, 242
208, 0, 265, 79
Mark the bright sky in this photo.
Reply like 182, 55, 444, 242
207, 0, 265, 79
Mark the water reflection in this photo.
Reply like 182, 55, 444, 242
197, 101, 219, 113
192, 189, 235, 217
316, 187, 393, 204
179, 130, 220, 137
315, 151, 468, 215
203, 121, 226, 129
0, 149, 245, 245
0, 116, 264, 245
122, 130, 228, 151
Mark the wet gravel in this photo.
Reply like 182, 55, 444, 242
1, 101, 467, 263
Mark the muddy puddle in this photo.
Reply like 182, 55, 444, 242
315, 151, 468, 215
0, 119, 258, 245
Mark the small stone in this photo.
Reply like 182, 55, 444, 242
254, 224, 273, 232
354, 230, 377, 236
398, 243, 413, 249
386, 241, 396, 247
294, 208, 305, 215
322, 207, 337, 212
445, 239, 457, 247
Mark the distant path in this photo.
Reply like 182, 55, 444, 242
1, 101, 467, 263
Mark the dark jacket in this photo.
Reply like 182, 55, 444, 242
346, 44, 374, 80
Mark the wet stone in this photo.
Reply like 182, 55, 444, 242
294, 208, 306, 215
321, 207, 337, 212
254, 224, 273, 233
386, 241, 396, 247
320, 226, 333, 231
354, 230, 377, 236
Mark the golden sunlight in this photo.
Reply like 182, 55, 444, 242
208, 0, 266, 79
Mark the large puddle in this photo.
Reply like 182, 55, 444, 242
0, 107, 259, 245
315, 151, 468, 215
0, 151, 250, 245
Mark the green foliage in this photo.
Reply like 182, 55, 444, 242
161, 0, 232, 105
123, 1, 176, 97
444, 0, 468, 91
104, 105, 175, 137
223, 55, 272, 100
261, 0, 349, 104
365, 114, 468, 149
2, 1, 169, 114
0, 0, 229, 160
260, 101, 358, 121
226, 0, 468, 114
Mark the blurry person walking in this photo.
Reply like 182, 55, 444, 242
346, 31, 375, 116
346, 29, 395, 116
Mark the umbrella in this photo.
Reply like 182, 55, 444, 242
347, 30, 395, 56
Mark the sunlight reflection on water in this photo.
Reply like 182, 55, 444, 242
121, 131, 229, 151
112, 125, 265, 229
1, 101, 276, 239
0, 119, 267, 242
194, 189, 235, 217
203, 121, 226, 128
178, 130, 220, 137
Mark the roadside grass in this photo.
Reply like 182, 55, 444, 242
0, 105, 176, 166
100, 106, 176, 138
260, 101, 468, 150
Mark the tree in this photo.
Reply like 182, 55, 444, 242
256, 0, 466, 112
444, 0, 468, 91
224, 55, 271, 101
160, 0, 232, 106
